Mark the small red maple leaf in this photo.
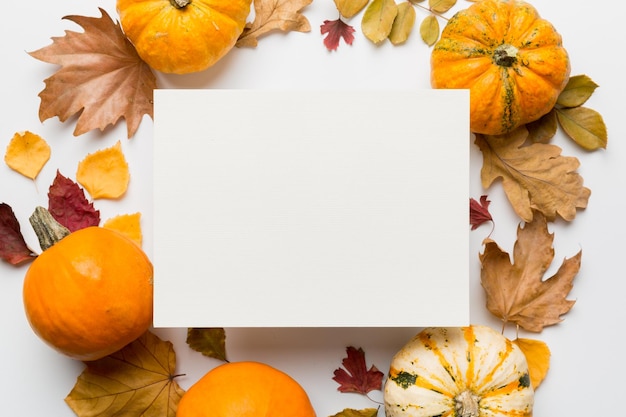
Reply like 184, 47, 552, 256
332, 346, 383, 395
48, 170, 100, 232
0, 203, 36, 265
470, 195, 493, 230
321, 18, 355, 51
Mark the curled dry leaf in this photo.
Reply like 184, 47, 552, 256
29, 8, 156, 138
103, 212, 143, 247
476, 127, 590, 222
389, 2, 416, 45
361, 0, 398, 44
186, 328, 228, 362
4, 131, 50, 180
513, 337, 551, 389
76, 141, 130, 199
480, 211, 580, 332
65, 331, 185, 417
48, 170, 100, 232
236, 0, 312, 48
0, 203, 36, 265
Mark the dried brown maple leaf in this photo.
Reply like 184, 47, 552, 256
65, 331, 185, 417
236, 0, 312, 47
480, 211, 580, 332
333, 346, 383, 395
476, 127, 590, 222
29, 8, 156, 138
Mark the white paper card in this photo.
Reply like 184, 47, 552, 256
153, 89, 469, 327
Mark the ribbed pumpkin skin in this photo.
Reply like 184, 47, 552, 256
384, 325, 533, 417
23, 227, 153, 361
117, 0, 252, 74
431, 0, 570, 135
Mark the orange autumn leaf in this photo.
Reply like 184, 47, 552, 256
29, 8, 156, 138
513, 337, 551, 389
480, 211, 580, 332
4, 131, 51, 179
103, 212, 142, 247
76, 141, 130, 199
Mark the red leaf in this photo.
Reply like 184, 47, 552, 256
48, 170, 100, 232
332, 346, 383, 394
321, 18, 355, 51
0, 203, 36, 265
470, 195, 493, 230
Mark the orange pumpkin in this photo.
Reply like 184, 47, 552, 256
431, 0, 570, 135
23, 222, 153, 361
116, 0, 252, 74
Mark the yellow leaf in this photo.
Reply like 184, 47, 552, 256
513, 338, 551, 389
557, 74, 599, 108
429, 0, 456, 14
362, 0, 398, 44
76, 140, 130, 199
4, 131, 51, 179
65, 331, 185, 417
103, 212, 143, 247
556, 107, 608, 151
389, 2, 416, 45
335, 0, 370, 18
419, 14, 439, 46
330, 408, 379, 417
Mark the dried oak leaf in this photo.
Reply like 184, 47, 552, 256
330, 408, 379, 417
65, 331, 185, 417
0, 203, 36, 265
103, 212, 142, 247
236, 0, 312, 48
4, 131, 51, 179
513, 337, 550, 389
186, 328, 228, 362
476, 127, 590, 222
470, 195, 493, 230
29, 8, 156, 138
333, 346, 383, 395
48, 170, 100, 232
480, 211, 580, 332
321, 19, 356, 51
76, 140, 130, 199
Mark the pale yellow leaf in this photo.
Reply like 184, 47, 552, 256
557, 74, 599, 108
76, 140, 130, 199
362, 0, 398, 44
4, 131, 51, 179
429, 0, 456, 14
513, 338, 551, 389
389, 2, 416, 45
335, 0, 370, 18
419, 14, 439, 46
556, 107, 607, 150
103, 212, 142, 247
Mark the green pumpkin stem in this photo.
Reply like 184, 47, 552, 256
170, 0, 191, 8
29, 206, 70, 251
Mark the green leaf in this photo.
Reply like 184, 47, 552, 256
186, 328, 228, 361
362, 0, 398, 44
527, 110, 557, 144
389, 2, 416, 45
419, 14, 440, 46
557, 75, 599, 108
330, 408, 379, 417
334, 0, 370, 18
556, 107, 608, 150
429, 0, 456, 14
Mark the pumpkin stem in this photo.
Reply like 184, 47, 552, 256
493, 44, 518, 67
170, 0, 191, 8
29, 206, 71, 251
454, 390, 481, 417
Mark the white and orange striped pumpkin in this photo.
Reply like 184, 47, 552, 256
384, 325, 533, 417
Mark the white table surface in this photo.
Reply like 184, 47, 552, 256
1, 0, 623, 415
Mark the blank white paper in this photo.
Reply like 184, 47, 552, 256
153, 89, 469, 327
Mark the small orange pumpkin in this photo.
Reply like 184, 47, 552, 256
23, 214, 153, 361
116, 0, 252, 74
431, 0, 570, 135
